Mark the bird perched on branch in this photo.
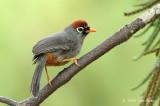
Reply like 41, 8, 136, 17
30, 20, 97, 97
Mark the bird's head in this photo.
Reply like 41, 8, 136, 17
70, 20, 97, 36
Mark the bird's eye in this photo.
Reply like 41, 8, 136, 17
76, 27, 84, 33
84, 25, 88, 28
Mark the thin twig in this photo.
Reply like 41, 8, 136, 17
124, 0, 159, 16
144, 47, 160, 55
134, 2, 151, 7
0, 96, 17, 106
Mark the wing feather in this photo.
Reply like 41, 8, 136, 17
32, 32, 77, 57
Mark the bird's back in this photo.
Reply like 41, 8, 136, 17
32, 30, 82, 61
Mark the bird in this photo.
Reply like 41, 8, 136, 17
30, 19, 97, 97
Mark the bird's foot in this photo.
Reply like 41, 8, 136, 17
47, 77, 52, 87
61, 58, 80, 66
72, 58, 80, 66
45, 65, 52, 87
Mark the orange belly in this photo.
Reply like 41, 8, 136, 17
45, 53, 61, 66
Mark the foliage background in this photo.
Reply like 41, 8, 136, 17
0, 0, 156, 106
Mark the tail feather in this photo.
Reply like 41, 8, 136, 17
30, 55, 48, 97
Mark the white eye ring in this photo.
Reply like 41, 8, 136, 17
84, 25, 88, 28
76, 27, 84, 33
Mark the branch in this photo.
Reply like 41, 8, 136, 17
1, 3, 160, 106
0, 96, 17, 106
124, 0, 160, 16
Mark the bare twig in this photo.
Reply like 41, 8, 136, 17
124, 0, 160, 16
134, 2, 151, 7
0, 96, 17, 106
0, 3, 160, 106
144, 47, 160, 55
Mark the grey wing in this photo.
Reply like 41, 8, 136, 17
32, 32, 77, 59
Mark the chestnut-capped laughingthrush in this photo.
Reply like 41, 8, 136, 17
30, 20, 97, 97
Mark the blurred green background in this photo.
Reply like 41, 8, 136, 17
0, 0, 157, 106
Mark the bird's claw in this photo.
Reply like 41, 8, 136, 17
48, 77, 52, 87
61, 58, 81, 66
73, 59, 80, 66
